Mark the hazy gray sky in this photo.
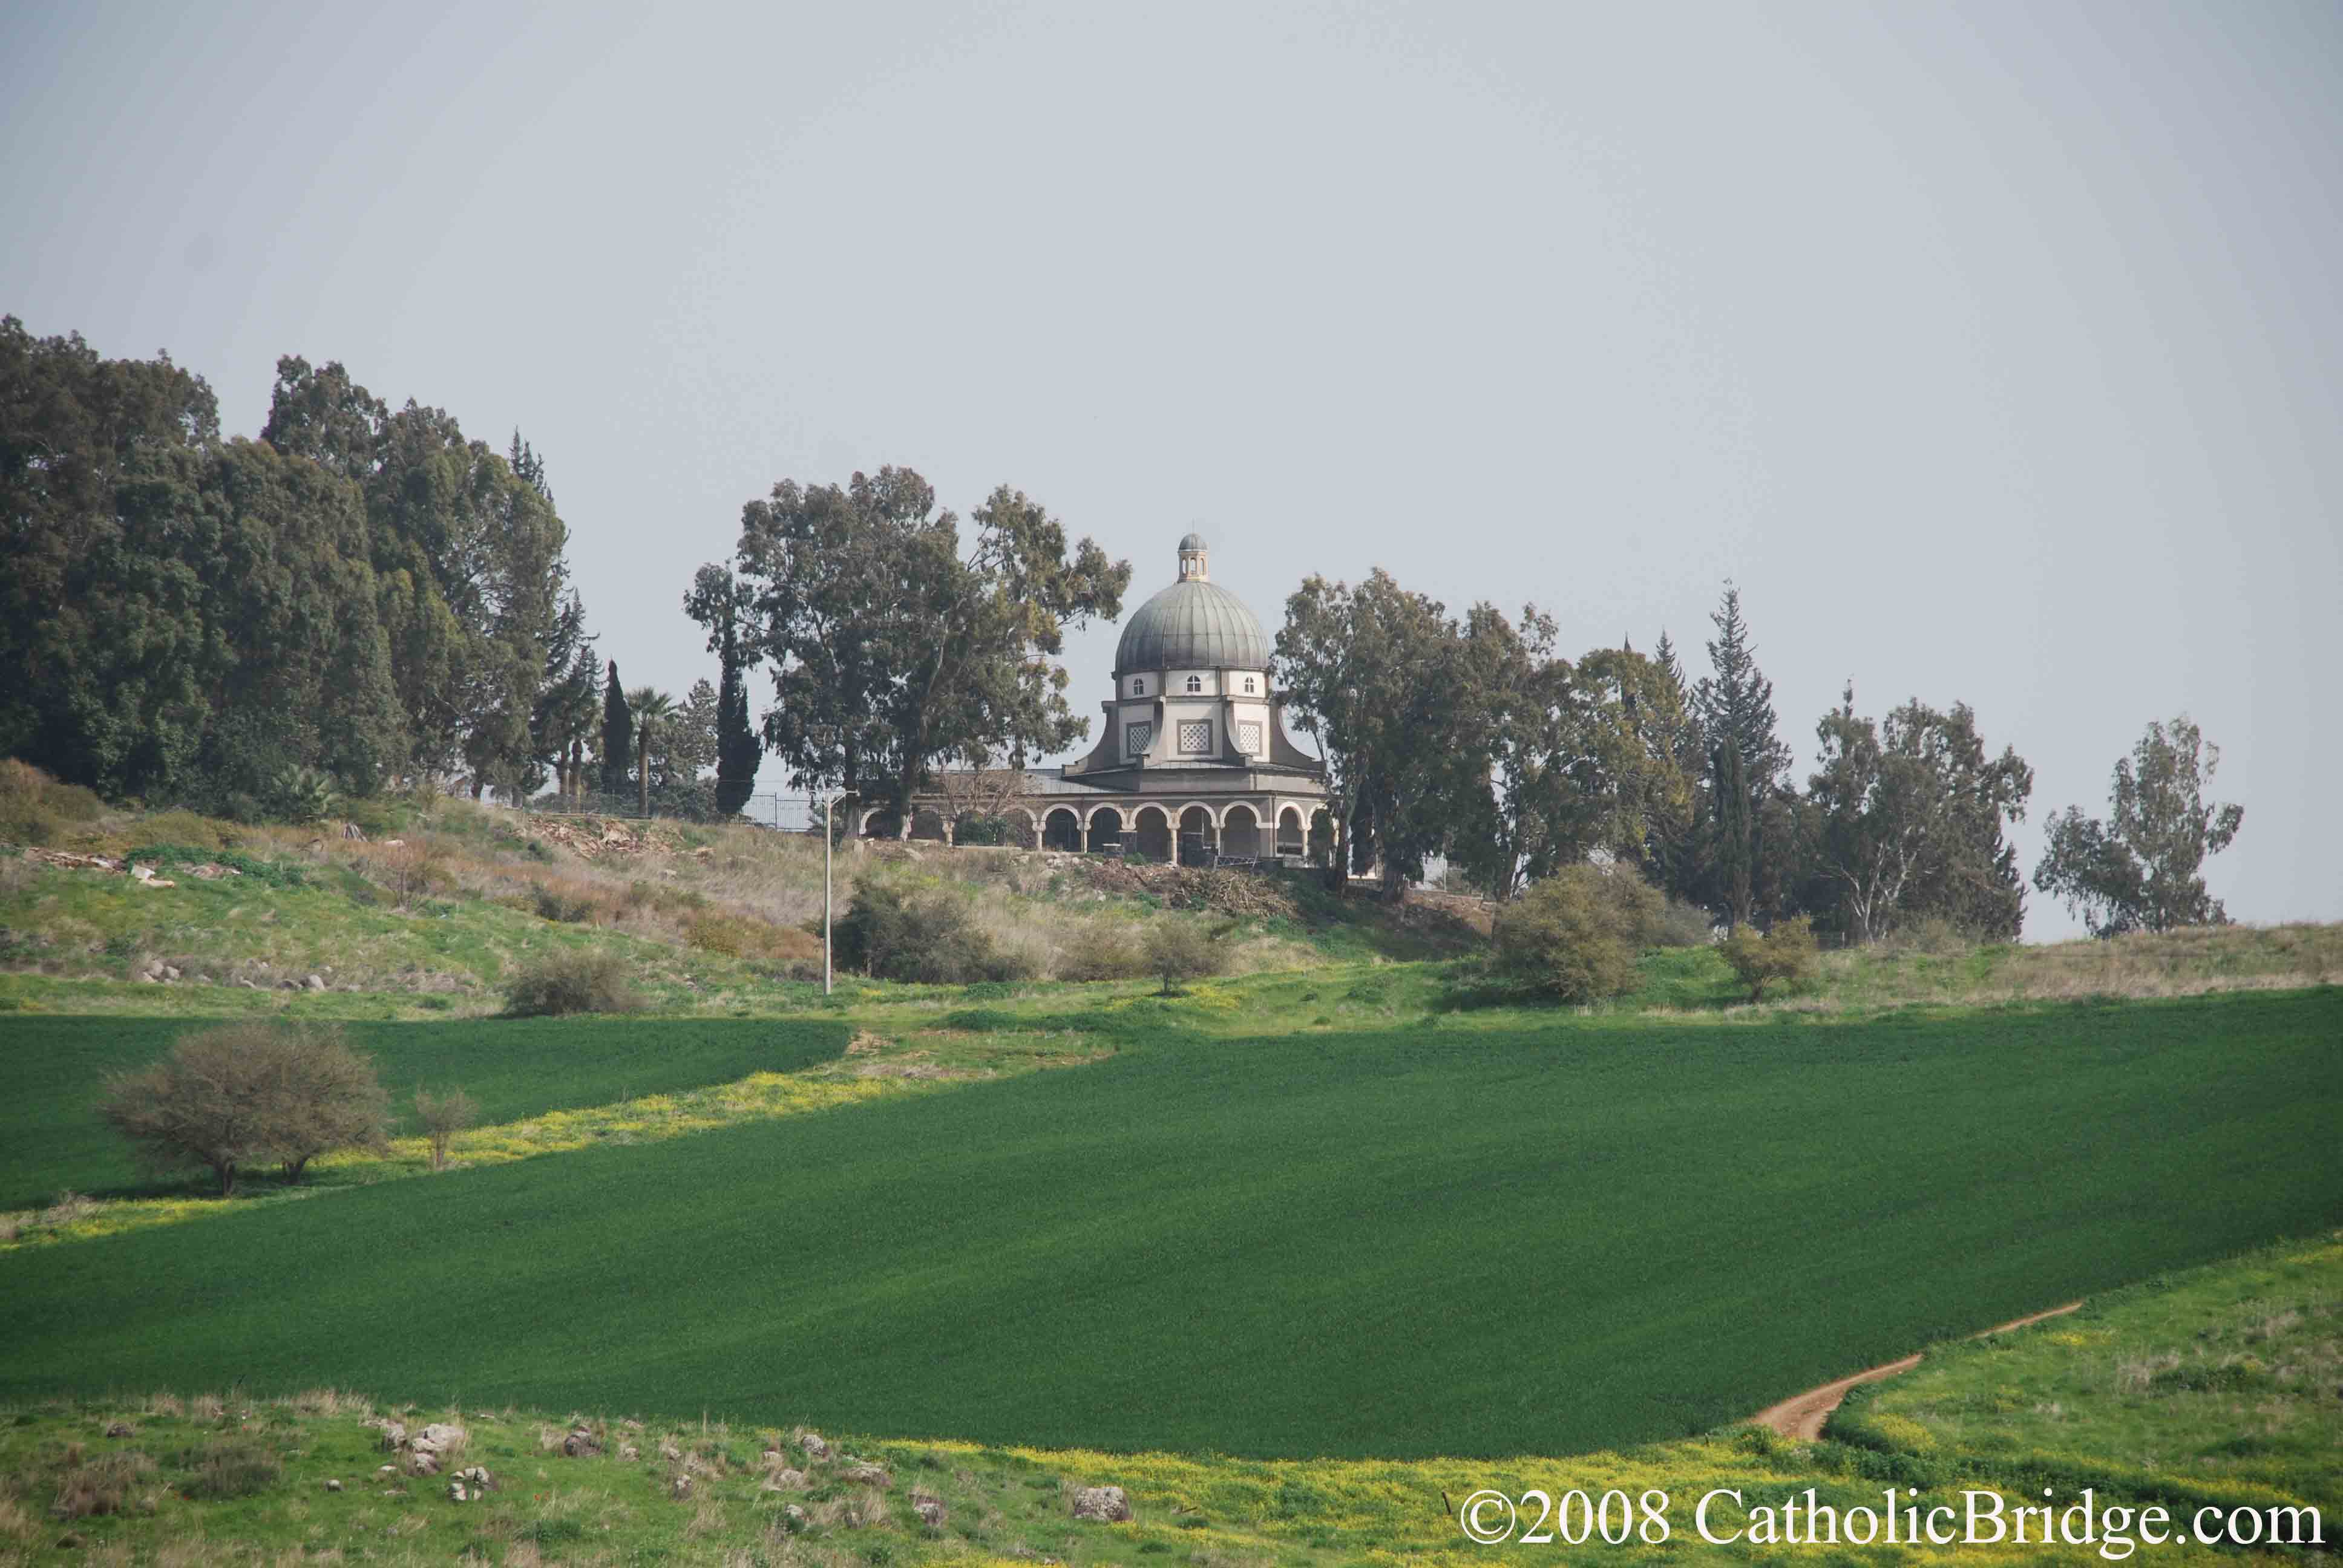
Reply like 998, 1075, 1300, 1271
6, 1, 2336, 937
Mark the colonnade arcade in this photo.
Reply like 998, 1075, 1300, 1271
861, 799, 1334, 864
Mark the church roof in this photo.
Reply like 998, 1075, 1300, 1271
1114, 577, 1272, 672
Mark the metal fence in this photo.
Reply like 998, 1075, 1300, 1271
520, 790, 823, 831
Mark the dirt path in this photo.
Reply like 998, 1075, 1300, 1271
1751, 1301, 2084, 1440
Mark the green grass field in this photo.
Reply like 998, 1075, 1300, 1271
7, 1233, 2335, 1567
0, 1016, 849, 1207
3, 988, 2335, 1460
1837, 1229, 2343, 1521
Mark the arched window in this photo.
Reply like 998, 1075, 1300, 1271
1185, 675, 1202, 693
1244, 676, 1256, 693
1131, 678, 1145, 696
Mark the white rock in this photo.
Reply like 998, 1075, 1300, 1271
412, 1423, 465, 1454
324, 1478, 342, 1492
1071, 1486, 1132, 1523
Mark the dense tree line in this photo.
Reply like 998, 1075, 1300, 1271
0, 319, 761, 818
1, 319, 596, 809
1277, 572, 2234, 944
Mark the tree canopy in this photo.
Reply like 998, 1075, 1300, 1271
2033, 715, 2243, 936
699, 468, 1128, 826
0, 321, 586, 808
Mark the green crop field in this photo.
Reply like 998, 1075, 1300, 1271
2, 988, 2335, 1460
0, 1016, 850, 1207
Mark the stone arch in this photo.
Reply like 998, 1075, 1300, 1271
1085, 805, 1124, 852
1277, 805, 1306, 856
860, 806, 902, 839
1132, 805, 1173, 863
1177, 803, 1217, 866
909, 807, 948, 842
1006, 807, 1039, 850
1043, 807, 1082, 852
1222, 803, 1261, 861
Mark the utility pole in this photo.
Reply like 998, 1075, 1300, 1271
819, 789, 842, 995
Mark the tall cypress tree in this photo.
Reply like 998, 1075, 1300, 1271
600, 660, 631, 798
714, 615, 760, 817
1712, 740, 1752, 931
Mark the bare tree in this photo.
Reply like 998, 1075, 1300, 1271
101, 1023, 388, 1195
932, 746, 1029, 839
412, 1086, 480, 1172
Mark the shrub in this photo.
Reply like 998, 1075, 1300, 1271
98, 1022, 390, 1195
50, 1449, 156, 1519
1058, 924, 1147, 982
833, 883, 1021, 984
1651, 896, 1716, 949
0, 759, 103, 847
532, 884, 599, 923
1886, 915, 1968, 956
686, 912, 825, 978
504, 949, 643, 1017
413, 1086, 479, 1172
952, 816, 1011, 846
131, 809, 227, 851
1491, 864, 1663, 1001
1144, 921, 1228, 995
183, 1436, 283, 1499
124, 843, 304, 889
1719, 915, 1820, 1001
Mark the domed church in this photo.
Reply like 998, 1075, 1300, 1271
906, 535, 1330, 863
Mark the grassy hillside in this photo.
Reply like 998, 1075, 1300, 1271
1836, 1230, 2343, 1521
0, 1016, 849, 1209
3, 988, 2336, 1460
0, 796, 1486, 1007
1, 1242, 2333, 1568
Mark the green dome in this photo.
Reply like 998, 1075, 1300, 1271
1115, 578, 1272, 673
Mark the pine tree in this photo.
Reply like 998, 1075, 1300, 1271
1693, 586, 1789, 789
600, 661, 631, 799
1647, 629, 1706, 906
1691, 585, 1797, 926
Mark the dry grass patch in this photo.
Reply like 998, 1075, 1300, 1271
50, 1450, 157, 1520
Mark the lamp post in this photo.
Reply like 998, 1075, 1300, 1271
818, 790, 842, 995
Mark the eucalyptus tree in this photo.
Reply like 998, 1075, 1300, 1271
714, 469, 1127, 828
2034, 715, 2242, 935
1276, 569, 1492, 897
1809, 688, 2034, 943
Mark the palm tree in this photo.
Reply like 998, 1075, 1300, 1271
625, 686, 675, 818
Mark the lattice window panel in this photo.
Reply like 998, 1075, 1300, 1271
1237, 721, 1263, 755
1124, 722, 1153, 758
1178, 720, 1213, 754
